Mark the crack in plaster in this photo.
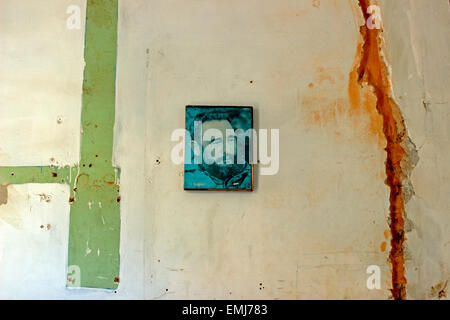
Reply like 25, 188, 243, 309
356, 0, 419, 300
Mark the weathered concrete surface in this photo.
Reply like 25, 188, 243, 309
380, 0, 450, 300
0, 0, 448, 299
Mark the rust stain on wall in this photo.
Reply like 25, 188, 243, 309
430, 281, 448, 300
300, 67, 347, 132
348, 43, 385, 146
356, 0, 418, 300
301, 59, 385, 147
303, 0, 419, 300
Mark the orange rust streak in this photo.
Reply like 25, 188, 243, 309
348, 41, 385, 146
357, 0, 408, 300
348, 42, 363, 115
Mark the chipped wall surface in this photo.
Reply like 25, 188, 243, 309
380, 0, 450, 299
0, 0, 448, 299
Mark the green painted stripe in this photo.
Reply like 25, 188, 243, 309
68, 0, 120, 290
0, 166, 72, 185
0, 0, 121, 290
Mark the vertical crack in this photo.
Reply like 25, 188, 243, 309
355, 0, 418, 300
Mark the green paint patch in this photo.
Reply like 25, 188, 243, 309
0, 0, 120, 289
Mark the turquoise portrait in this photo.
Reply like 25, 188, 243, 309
184, 106, 253, 191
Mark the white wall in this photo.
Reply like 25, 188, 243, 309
0, 0, 448, 299
121, 0, 390, 299
0, 0, 85, 167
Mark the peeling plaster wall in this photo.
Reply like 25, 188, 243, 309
380, 0, 450, 300
0, 0, 448, 299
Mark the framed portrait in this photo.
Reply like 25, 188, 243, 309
184, 105, 254, 191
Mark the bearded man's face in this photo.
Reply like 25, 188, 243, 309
200, 119, 246, 181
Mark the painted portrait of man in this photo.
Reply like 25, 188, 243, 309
184, 106, 253, 191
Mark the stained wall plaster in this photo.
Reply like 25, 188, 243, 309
0, 0, 448, 299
